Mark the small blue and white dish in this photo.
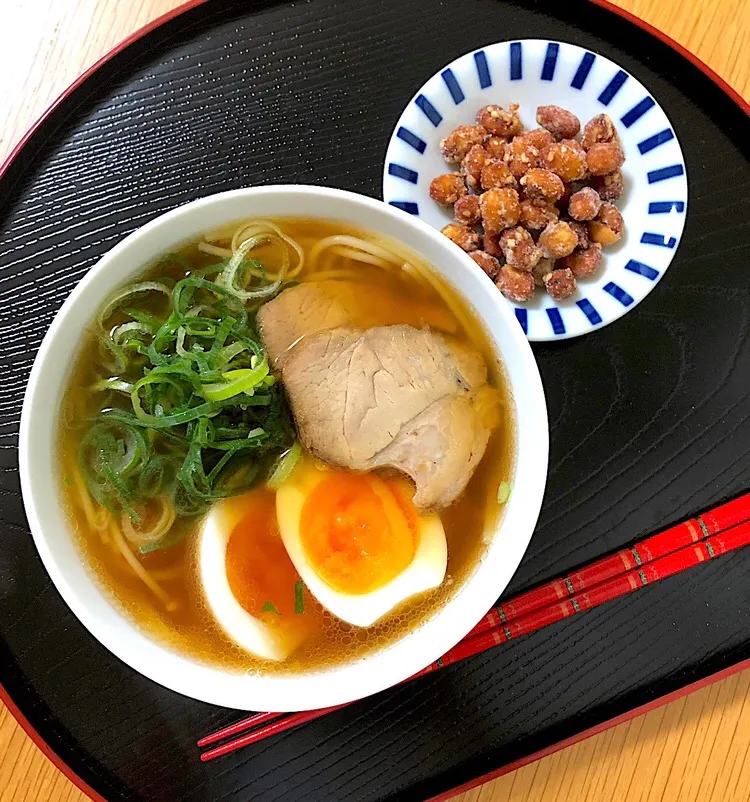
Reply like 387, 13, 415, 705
382, 40, 688, 341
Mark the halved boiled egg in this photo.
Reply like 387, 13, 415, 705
276, 459, 447, 627
199, 488, 312, 661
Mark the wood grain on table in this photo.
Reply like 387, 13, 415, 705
1, 1, 749, 801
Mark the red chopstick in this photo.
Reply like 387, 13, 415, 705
200, 704, 348, 761
414, 517, 750, 672
197, 711, 285, 747
466, 490, 750, 638
198, 493, 750, 761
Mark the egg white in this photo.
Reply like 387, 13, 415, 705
276, 462, 447, 628
198, 495, 309, 661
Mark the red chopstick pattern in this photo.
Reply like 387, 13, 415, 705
421, 519, 750, 671
198, 492, 750, 761
197, 711, 285, 747
466, 491, 750, 638
200, 704, 348, 761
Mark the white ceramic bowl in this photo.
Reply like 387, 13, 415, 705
382, 39, 688, 341
19, 185, 548, 711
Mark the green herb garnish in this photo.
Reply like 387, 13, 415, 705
261, 601, 280, 615
294, 581, 304, 614
77, 261, 294, 535
497, 481, 511, 505
266, 441, 302, 490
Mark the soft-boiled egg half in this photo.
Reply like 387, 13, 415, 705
276, 458, 447, 627
199, 489, 312, 661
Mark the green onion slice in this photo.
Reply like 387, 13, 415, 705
266, 442, 302, 490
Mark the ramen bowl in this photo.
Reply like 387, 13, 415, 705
20, 185, 548, 711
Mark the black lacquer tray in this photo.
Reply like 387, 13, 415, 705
1, 1, 749, 799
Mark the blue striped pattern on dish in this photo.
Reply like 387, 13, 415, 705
382, 40, 688, 341
648, 201, 685, 214
388, 201, 419, 215
514, 308, 528, 334
638, 128, 673, 154
396, 126, 426, 153
441, 69, 465, 104
571, 52, 596, 89
546, 307, 565, 335
625, 259, 660, 280
388, 163, 418, 183
641, 233, 677, 249
648, 164, 685, 183
415, 94, 442, 126
474, 50, 491, 88
541, 43, 559, 81
598, 70, 628, 105
510, 42, 523, 80
577, 298, 603, 325
621, 97, 655, 127
604, 282, 635, 306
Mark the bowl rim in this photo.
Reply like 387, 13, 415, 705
19, 184, 548, 711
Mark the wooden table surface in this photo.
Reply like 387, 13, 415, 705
1, 1, 748, 800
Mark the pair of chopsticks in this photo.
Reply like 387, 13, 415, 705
198, 491, 750, 761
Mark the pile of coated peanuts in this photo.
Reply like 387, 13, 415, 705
429, 104, 626, 302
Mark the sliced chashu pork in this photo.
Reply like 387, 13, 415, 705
259, 281, 351, 369
258, 280, 459, 367
258, 282, 494, 509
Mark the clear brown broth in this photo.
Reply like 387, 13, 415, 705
58, 218, 515, 675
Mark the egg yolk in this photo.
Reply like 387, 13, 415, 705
299, 473, 418, 595
226, 489, 300, 617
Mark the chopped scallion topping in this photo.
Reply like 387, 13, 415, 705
266, 441, 302, 490
497, 481, 511, 505
78, 263, 294, 531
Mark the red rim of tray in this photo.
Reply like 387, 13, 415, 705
1, 0, 748, 799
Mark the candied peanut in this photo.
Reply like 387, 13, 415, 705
520, 168, 565, 205
588, 222, 618, 245
506, 135, 540, 179
581, 114, 617, 149
543, 268, 577, 300
469, 250, 502, 282
429, 173, 467, 205
483, 232, 504, 259
484, 134, 508, 159
454, 194, 481, 226
586, 142, 625, 176
540, 139, 586, 182
524, 127, 555, 150
536, 105, 581, 140
441, 222, 481, 252
499, 226, 542, 272
568, 187, 603, 221
532, 257, 555, 286
591, 169, 624, 200
481, 159, 517, 190
480, 187, 521, 233
520, 199, 559, 230
567, 219, 590, 249
461, 145, 490, 190
538, 220, 578, 259
440, 125, 486, 162
476, 103, 523, 137
496, 266, 535, 303
559, 243, 602, 278
592, 201, 624, 242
